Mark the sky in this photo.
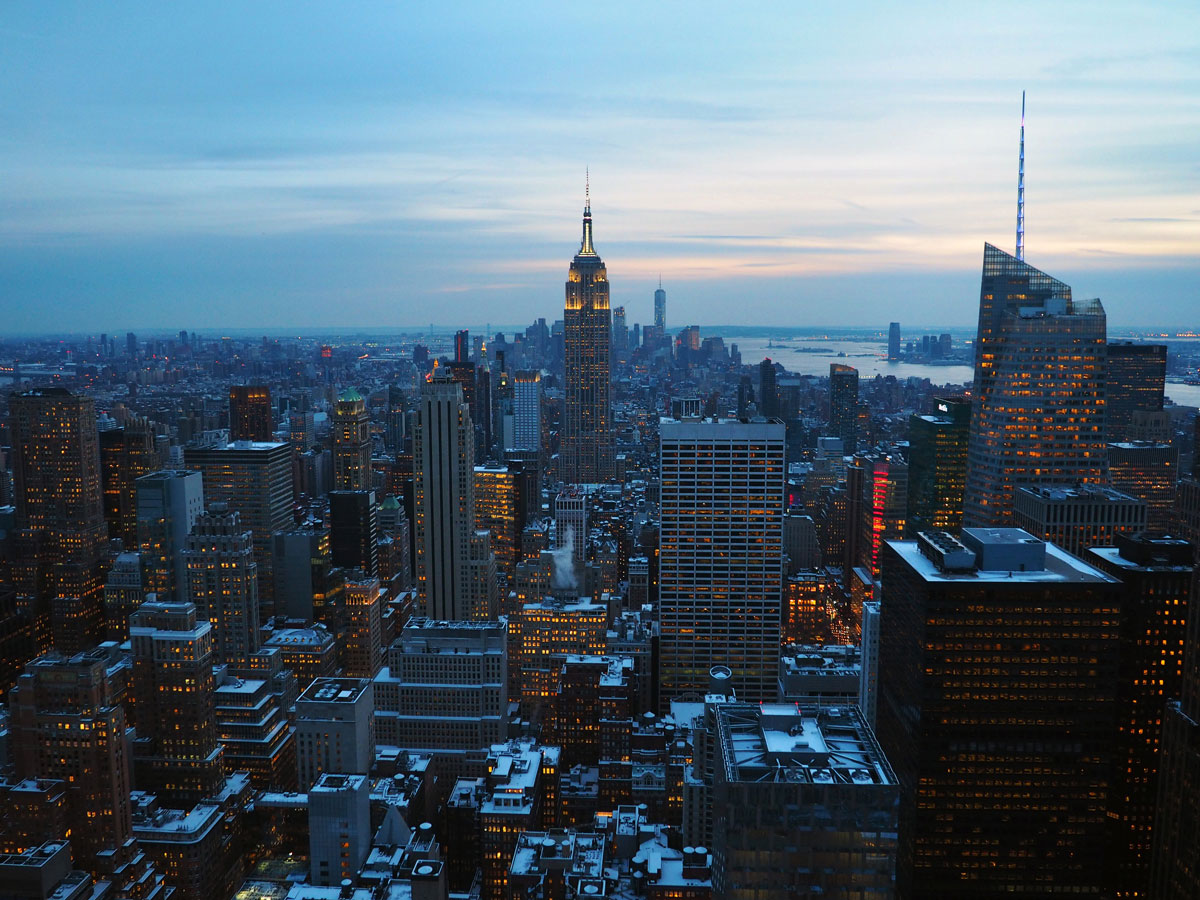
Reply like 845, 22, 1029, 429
2, 1, 1199, 333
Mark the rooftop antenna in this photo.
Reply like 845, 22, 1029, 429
1016, 91, 1025, 261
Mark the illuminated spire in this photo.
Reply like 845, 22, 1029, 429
580, 170, 596, 256
1016, 91, 1025, 261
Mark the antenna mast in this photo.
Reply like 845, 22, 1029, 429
1016, 91, 1025, 261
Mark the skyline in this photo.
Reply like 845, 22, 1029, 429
4, 2, 1200, 332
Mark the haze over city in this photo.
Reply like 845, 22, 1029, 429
3, 1, 1199, 332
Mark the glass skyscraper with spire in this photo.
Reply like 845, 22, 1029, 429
964, 243, 1108, 526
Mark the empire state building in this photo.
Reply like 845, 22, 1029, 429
560, 184, 614, 484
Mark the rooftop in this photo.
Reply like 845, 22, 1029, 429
718, 703, 894, 787
1015, 484, 1142, 504
299, 677, 371, 704
892, 534, 1118, 584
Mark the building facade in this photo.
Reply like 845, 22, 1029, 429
560, 191, 614, 484
964, 244, 1108, 525
659, 417, 785, 706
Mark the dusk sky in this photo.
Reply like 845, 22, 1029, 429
3, 1, 1198, 333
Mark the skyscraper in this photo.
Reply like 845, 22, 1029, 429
295, 677, 375, 790
414, 374, 496, 621
888, 322, 901, 360
848, 448, 908, 583
99, 415, 159, 547
758, 359, 779, 418
228, 385, 273, 443
659, 417, 785, 705
829, 364, 859, 452
1106, 342, 1167, 442
612, 305, 628, 352
11, 651, 135, 866
10, 388, 108, 652
183, 507, 260, 666
329, 490, 379, 577
136, 469, 204, 603
129, 600, 225, 804
1150, 543, 1200, 898
560, 183, 614, 484
654, 279, 666, 331
905, 398, 970, 535
473, 463, 525, 580
1086, 534, 1194, 897
332, 389, 371, 492
964, 244, 1108, 525
877, 529, 1120, 898
184, 440, 293, 611
1109, 440, 1179, 531
509, 369, 542, 453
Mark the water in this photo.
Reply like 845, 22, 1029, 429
1166, 382, 1200, 409
733, 336, 975, 386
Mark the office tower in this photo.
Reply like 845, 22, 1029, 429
859, 599, 881, 727
1013, 484, 1147, 559
659, 417, 785, 705
508, 596, 608, 707
1109, 441, 1179, 530
289, 409, 316, 454
509, 369, 542, 454
376, 495, 413, 591
272, 526, 338, 622
213, 664, 296, 790
560, 185, 614, 485
342, 577, 384, 679
99, 416, 159, 547
706, 703, 897, 898
183, 507, 260, 666
1151, 543, 1200, 898
454, 329, 470, 364
964, 244, 1108, 526
758, 358, 779, 418
888, 322, 901, 360
474, 463, 525, 579
554, 486, 589, 567
373, 618, 508, 749
228, 385, 272, 442
11, 389, 109, 653
849, 447, 908, 583
10, 651, 134, 866
136, 469, 204, 603
1086, 534, 1193, 897
906, 398, 970, 535
261, 625, 337, 684
654, 279, 666, 331
332, 389, 371, 492
129, 600, 225, 803
103, 551, 146, 641
295, 677, 375, 790
184, 440, 293, 611
736, 375, 754, 418
414, 374, 496, 621
1195, 414, 1200, 479
308, 773, 370, 887
829, 364, 859, 452
783, 511, 820, 572
612, 305, 628, 352
877, 529, 1120, 898
329, 489, 379, 577
1107, 342, 1167, 441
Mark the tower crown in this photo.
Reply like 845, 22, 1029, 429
579, 173, 597, 257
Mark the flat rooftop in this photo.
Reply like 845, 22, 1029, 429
299, 677, 370, 704
889, 538, 1118, 584
718, 703, 894, 787
1015, 484, 1141, 503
